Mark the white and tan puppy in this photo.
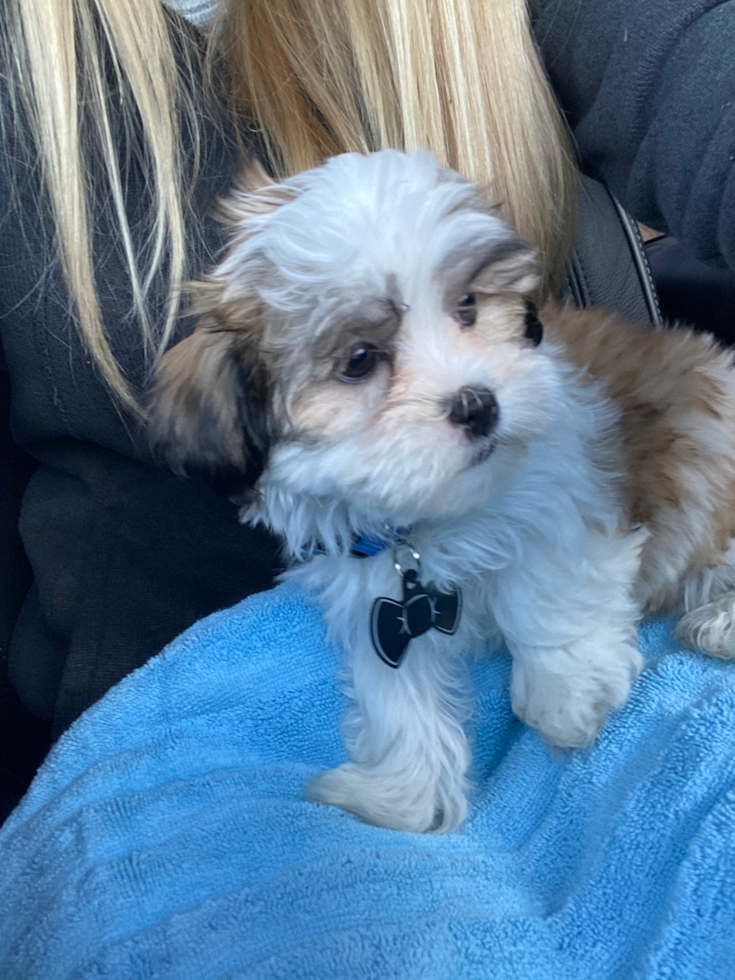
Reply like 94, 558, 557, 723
149, 151, 735, 833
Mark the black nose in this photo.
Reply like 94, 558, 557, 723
448, 386, 499, 439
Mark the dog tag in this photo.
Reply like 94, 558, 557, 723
370, 569, 461, 668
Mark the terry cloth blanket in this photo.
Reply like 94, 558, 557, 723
1, 582, 735, 980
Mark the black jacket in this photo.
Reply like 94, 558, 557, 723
0, 12, 284, 819
531, 0, 735, 271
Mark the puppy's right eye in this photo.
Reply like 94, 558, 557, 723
336, 343, 382, 384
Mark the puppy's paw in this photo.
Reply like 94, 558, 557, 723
510, 642, 642, 748
677, 595, 735, 660
306, 763, 467, 834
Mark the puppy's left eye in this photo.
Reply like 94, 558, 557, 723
524, 301, 544, 347
455, 294, 477, 327
337, 343, 382, 383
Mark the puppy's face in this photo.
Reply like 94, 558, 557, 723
149, 151, 559, 522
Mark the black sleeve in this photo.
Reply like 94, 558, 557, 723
531, 0, 735, 272
0, 8, 283, 822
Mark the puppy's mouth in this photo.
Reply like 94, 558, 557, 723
467, 437, 497, 467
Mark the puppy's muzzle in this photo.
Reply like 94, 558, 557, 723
448, 387, 499, 440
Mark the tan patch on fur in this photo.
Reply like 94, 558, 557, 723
545, 303, 735, 609
473, 294, 527, 345
289, 368, 391, 438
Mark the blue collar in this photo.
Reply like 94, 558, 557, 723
303, 527, 408, 560
349, 532, 404, 558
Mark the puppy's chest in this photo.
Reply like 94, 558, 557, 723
299, 550, 498, 663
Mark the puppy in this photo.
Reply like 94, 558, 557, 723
148, 150, 735, 833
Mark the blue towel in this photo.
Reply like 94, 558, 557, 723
1, 581, 735, 979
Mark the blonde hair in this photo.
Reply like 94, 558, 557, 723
4, 0, 576, 414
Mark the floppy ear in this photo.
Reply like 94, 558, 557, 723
147, 297, 275, 495
147, 165, 304, 494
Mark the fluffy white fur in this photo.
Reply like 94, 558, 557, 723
278, 432, 644, 832
151, 151, 735, 834
236, 153, 644, 833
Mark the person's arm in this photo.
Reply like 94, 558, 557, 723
531, 0, 735, 273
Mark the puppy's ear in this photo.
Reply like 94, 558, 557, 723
147, 166, 303, 493
147, 297, 274, 495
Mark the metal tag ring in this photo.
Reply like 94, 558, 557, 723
392, 541, 421, 578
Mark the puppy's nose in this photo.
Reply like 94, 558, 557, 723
448, 386, 499, 439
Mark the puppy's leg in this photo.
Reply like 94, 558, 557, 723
493, 527, 644, 748
307, 631, 472, 834
676, 541, 735, 659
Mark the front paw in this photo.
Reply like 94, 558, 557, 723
511, 642, 642, 748
306, 763, 467, 834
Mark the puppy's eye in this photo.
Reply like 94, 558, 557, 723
524, 301, 543, 346
455, 294, 477, 327
337, 343, 382, 383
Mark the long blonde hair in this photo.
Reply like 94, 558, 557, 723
3, 0, 576, 415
